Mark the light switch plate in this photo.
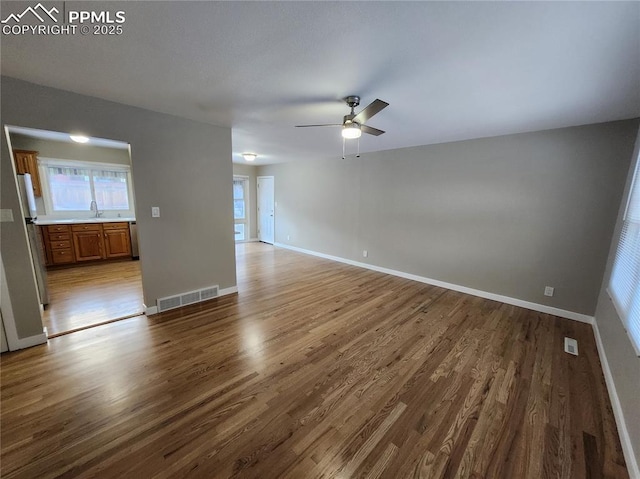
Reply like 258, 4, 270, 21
151, 206, 160, 218
0, 209, 14, 222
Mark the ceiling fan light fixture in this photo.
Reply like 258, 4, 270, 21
341, 123, 361, 139
242, 153, 257, 162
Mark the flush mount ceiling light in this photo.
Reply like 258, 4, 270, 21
69, 134, 90, 143
242, 153, 257, 162
341, 122, 362, 139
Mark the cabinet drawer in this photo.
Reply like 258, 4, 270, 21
102, 222, 129, 230
46, 225, 70, 234
50, 249, 74, 264
71, 224, 102, 232
47, 233, 70, 241
50, 240, 71, 250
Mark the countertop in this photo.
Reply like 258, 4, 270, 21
35, 217, 136, 225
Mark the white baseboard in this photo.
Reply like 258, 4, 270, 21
219, 286, 239, 296
274, 242, 595, 325
13, 330, 48, 349
592, 321, 640, 479
144, 286, 238, 316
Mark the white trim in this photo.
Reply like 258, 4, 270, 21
233, 175, 250, 242
143, 286, 238, 316
592, 320, 640, 479
39, 159, 135, 218
218, 286, 239, 297
0, 254, 48, 351
606, 288, 640, 357
236, 238, 259, 244
274, 242, 595, 324
12, 331, 48, 349
38, 157, 131, 171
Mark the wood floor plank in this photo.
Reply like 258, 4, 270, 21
43, 259, 144, 336
1, 243, 630, 479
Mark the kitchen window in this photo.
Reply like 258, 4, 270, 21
40, 158, 135, 217
233, 176, 248, 241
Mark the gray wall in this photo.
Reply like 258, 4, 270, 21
594, 125, 640, 470
233, 163, 258, 240
259, 119, 639, 316
1, 77, 237, 339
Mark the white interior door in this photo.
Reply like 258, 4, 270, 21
257, 176, 275, 244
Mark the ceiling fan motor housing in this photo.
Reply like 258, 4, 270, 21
343, 113, 357, 125
345, 96, 360, 109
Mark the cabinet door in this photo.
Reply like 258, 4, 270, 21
13, 151, 29, 174
104, 229, 132, 258
73, 231, 105, 261
13, 150, 42, 197
24, 154, 42, 196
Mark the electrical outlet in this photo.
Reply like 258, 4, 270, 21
362, 250, 368, 258
151, 206, 160, 218
544, 286, 554, 297
287, 235, 290, 241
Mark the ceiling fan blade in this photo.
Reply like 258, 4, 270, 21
361, 125, 385, 136
295, 124, 342, 128
353, 99, 389, 124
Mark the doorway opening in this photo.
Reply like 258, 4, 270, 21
6, 126, 144, 337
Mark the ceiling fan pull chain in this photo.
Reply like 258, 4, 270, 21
342, 137, 346, 160
357, 137, 360, 158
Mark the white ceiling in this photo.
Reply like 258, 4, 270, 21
2, 1, 639, 165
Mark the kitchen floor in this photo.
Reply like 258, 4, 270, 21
43, 260, 144, 337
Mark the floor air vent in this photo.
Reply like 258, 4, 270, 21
157, 285, 219, 312
564, 337, 578, 356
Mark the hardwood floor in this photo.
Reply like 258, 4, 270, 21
1, 243, 628, 478
43, 260, 144, 336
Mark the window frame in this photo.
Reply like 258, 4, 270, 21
233, 175, 249, 242
39, 157, 135, 218
608, 149, 640, 357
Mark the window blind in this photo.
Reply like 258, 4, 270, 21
609, 153, 640, 356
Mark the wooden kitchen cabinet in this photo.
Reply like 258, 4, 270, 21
13, 150, 42, 197
103, 222, 132, 258
41, 225, 75, 265
72, 224, 105, 262
42, 222, 133, 265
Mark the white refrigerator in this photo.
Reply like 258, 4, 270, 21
17, 174, 49, 306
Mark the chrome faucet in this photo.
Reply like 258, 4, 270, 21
89, 200, 102, 218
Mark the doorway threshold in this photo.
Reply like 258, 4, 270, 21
47, 312, 145, 339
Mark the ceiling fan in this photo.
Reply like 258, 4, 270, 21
296, 96, 389, 139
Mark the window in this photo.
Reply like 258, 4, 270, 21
41, 158, 134, 216
233, 176, 248, 241
609, 151, 640, 356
